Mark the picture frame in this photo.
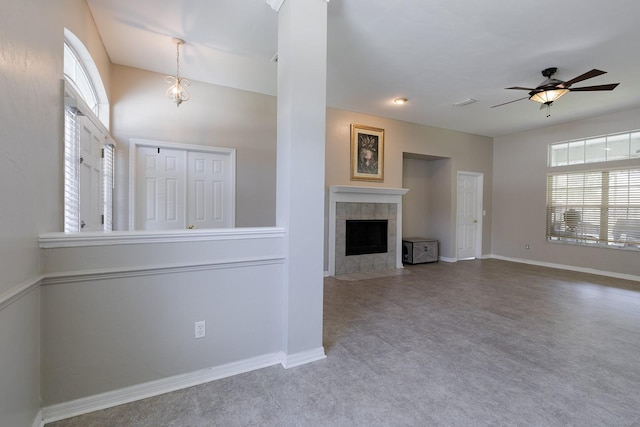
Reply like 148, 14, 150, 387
350, 124, 384, 182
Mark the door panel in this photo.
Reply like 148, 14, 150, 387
136, 146, 186, 230
187, 151, 232, 228
144, 178, 157, 221
457, 173, 481, 259
78, 117, 104, 231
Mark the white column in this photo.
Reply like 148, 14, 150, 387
276, 0, 328, 365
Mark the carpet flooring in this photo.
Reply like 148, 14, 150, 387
47, 259, 640, 426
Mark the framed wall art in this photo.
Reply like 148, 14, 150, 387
350, 124, 384, 182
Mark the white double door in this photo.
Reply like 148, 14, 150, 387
135, 146, 233, 230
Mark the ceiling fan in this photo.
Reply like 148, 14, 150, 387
491, 67, 620, 115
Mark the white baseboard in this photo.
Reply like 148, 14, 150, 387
41, 352, 283, 424
281, 347, 326, 369
439, 256, 457, 263
490, 254, 640, 283
32, 410, 44, 427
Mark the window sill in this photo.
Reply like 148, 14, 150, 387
546, 237, 640, 252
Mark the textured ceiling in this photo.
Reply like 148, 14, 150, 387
87, 0, 640, 137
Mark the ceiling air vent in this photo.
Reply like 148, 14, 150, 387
453, 98, 477, 107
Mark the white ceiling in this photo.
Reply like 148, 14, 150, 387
87, 0, 640, 137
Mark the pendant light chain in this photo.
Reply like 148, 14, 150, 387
176, 41, 181, 79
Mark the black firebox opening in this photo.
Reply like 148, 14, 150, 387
346, 219, 388, 256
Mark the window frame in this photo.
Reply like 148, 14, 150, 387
63, 31, 114, 233
546, 131, 640, 251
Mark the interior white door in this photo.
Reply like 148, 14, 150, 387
78, 116, 104, 231
136, 146, 186, 230
457, 172, 482, 259
187, 151, 233, 228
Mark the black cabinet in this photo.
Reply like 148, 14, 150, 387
402, 238, 438, 264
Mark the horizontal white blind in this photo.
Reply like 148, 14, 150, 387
102, 143, 115, 231
547, 168, 640, 248
64, 108, 80, 232
608, 169, 640, 245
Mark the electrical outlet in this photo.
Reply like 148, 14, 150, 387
195, 321, 206, 338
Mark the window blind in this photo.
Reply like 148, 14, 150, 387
64, 107, 80, 232
546, 168, 640, 248
102, 142, 115, 231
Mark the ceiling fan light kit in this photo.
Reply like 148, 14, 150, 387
529, 88, 569, 104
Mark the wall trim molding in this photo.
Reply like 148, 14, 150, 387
41, 352, 284, 424
439, 256, 457, 263
0, 275, 43, 311
39, 227, 285, 248
490, 254, 640, 282
281, 347, 326, 369
2, 256, 285, 310
41, 256, 285, 285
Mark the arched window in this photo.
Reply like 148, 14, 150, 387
64, 42, 98, 115
63, 29, 109, 128
63, 29, 114, 232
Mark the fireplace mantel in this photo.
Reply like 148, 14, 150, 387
330, 185, 409, 199
328, 186, 409, 276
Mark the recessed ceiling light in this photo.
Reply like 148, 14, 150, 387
393, 98, 408, 105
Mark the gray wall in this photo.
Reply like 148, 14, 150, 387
110, 64, 277, 230
402, 156, 432, 238
402, 155, 453, 247
0, 0, 278, 421
0, 0, 111, 423
0, 0, 65, 424
326, 108, 493, 263
39, 232, 285, 404
492, 107, 640, 277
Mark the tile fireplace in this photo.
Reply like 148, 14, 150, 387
328, 186, 409, 276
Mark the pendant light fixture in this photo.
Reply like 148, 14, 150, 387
165, 38, 190, 107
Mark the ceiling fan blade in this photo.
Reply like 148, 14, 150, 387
490, 96, 529, 108
506, 86, 535, 91
569, 83, 620, 91
562, 69, 607, 87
